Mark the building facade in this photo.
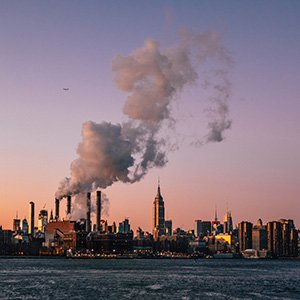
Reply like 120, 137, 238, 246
153, 183, 165, 239
238, 221, 253, 251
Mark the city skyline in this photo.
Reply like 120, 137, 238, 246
1, 1, 300, 231
3, 182, 300, 234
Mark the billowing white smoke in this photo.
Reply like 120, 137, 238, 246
70, 191, 110, 220
56, 31, 232, 200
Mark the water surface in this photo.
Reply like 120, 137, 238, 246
0, 258, 299, 299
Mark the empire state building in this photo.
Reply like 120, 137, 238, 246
153, 182, 165, 239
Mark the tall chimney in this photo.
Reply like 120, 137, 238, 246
55, 198, 60, 221
96, 191, 101, 232
86, 192, 91, 233
29, 201, 35, 236
67, 195, 71, 215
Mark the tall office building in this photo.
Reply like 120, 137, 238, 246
279, 219, 298, 257
13, 212, 21, 232
29, 201, 35, 236
118, 218, 131, 234
238, 221, 253, 251
252, 219, 268, 251
38, 209, 48, 233
165, 220, 172, 236
223, 210, 233, 234
22, 218, 28, 234
267, 221, 283, 257
195, 220, 211, 237
153, 182, 165, 239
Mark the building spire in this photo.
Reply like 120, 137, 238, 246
157, 177, 161, 196
214, 205, 218, 223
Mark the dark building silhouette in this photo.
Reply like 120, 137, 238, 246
267, 221, 283, 257
252, 219, 268, 251
279, 219, 298, 257
86, 192, 91, 233
67, 195, 71, 215
165, 220, 172, 236
29, 202, 35, 236
238, 221, 253, 251
153, 182, 165, 239
223, 210, 233, 234
195, 220, 211, 237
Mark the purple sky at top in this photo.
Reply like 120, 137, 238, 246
0, 0, 300, 231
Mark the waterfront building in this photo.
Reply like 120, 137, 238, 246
252, 219, 268, 251
238, 221, 253, 251
118, 218, 131, 234
165, 220, 172, 236
195, 220, 211, 237
13, 213, 21, 232
22, 218, 28, 235
279, 219, 298, 257
267, 221, 283, 257
28, 202, 35, 236
223, 210, 233, 234
38, 209, 48, 233
212, 208, 221, 234
153, 182, 165, 239
215, 233, 232, 245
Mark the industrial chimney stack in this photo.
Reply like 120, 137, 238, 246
96, 191, 101, 232
55, 198, 60, 221
67, 195, 71, 215
29, 201, 35, 236
86, 192, 91, 233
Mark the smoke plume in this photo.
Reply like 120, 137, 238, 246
56, 30, 232, 200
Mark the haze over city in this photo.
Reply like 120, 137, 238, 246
1, 1, 300, 232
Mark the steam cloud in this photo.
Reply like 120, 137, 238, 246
56, 30, 232, 200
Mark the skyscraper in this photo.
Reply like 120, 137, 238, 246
153, 182, 165, 239
252, 219, 268, 251
38, 209, 48, 233
267, 221, 283, 257
29, 201, 35, 236
13, 212, 21, 232
195, 220, 211, 237
165, 220, 172, 236
223, 210, 233, 234
238, 221, 253, 251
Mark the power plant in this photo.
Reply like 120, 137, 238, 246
1, 184, 299, 258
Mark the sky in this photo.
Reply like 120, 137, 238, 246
1, 0, 300, 232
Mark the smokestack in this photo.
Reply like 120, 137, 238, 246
29, 201, 35, 236
55, 198, 59, 221
96, 191, 101, 232
86, 192, 91, 233
67, 195, 71, 215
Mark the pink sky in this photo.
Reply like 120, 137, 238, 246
1, 1, 300, 231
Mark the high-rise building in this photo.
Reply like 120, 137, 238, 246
118, 218, 131, 234
153, 182, 165, 239
195, 220, 211, 237
212, 207, 220, 234
238, 221, 253, 251
29, 201, 35, 235
279, 219, 298, 257
223, 210, 233, 234
13, 212, 21, 232
165, 220, 172, 236
38, 209, 48, 233
252, 219, 268, 251
22, 218, 28, 235
267, 221, 283, 257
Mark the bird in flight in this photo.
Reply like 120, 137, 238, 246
63, 88, 69, 91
